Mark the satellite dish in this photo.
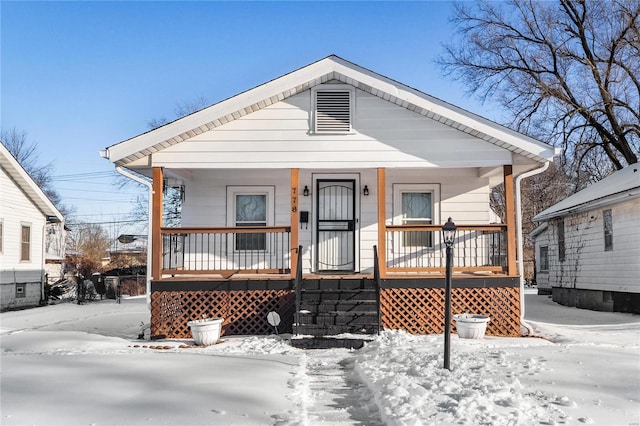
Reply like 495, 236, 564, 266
267, 311, 281, 335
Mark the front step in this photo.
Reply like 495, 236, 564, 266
294, 278, 380, 339
289, 336, 371, 350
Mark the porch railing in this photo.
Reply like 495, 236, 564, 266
385, 224, 507, 274
161, 226, 291, 276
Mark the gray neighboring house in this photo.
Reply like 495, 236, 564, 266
0, 142, 65, 311
531, 164, 640, 313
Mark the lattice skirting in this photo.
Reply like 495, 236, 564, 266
150, 286, 521, 339
380, 287, 522, 336
150, 290, 295, 339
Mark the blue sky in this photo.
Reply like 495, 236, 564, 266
2, 1, 498, 233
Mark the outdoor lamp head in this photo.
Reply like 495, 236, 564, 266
442, 217, 457, 248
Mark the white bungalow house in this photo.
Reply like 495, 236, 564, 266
532, 164, 640, 313
101, 55, 558, 340
0, 142, 65, 311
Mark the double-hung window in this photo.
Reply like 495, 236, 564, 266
393, 184, 440, 248
21, 224, 31, 261
539, 246, 549, 271
227, 187, 274, 251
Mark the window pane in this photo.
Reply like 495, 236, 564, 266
540, 246, 549, 271
236, 195, 266, 222
603, 209, 613, 251
402, 193, 431, 220
21, 226, 30, 261
236, 233, 266, 251
401, 193, 432, 247
235, 195, 267, 250
557, 220, 565, 262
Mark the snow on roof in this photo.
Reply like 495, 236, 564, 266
533, 164, 640, 222
103, 55, 559, 167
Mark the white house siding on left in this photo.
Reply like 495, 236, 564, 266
0, 165, 46, 310
180, 168, 492, 274
545, 199, 640, 294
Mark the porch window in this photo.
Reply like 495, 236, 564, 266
401, 192, 433, 247
539, 246, 549, 271
227, 186, 274, 251
603, 209, 613, 251
393, 184, 440, 248
21, 225, 31, 261
313, 86, 353, 133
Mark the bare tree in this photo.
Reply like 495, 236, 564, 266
440, 0, 640, 176
66, 222, 111, 276
123, 96, 211, 227
1, 127, 70, 214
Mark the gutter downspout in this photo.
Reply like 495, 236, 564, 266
115, 166, 154, 311
515, 161, 549, 336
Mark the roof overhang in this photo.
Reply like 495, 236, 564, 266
103, 55, 559, 170
1, 143, 64, 222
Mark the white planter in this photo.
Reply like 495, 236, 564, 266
453, 314, 490, 339
187, 318, 224, 346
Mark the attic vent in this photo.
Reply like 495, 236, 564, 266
315, 90, 352, 133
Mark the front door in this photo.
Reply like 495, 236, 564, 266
316, 179, 355, 272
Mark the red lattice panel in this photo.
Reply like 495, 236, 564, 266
150, 290, 294, 339
381, 287, 521, 336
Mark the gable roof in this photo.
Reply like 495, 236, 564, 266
103, 55, 558, 168
533, 164, 640, 222
0, 142, 64, 222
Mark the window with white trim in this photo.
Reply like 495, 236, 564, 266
227, 186, 274, 251
21, 224, 31, 261
313, 86, 354, 133
393, 184, 440, 248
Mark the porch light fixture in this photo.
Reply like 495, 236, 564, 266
303, 186, 310, 197
442, 217, 457, 371
363, 185, 369, 196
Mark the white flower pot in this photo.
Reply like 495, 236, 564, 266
187, 318, 224, 346
453, 314, 490, 339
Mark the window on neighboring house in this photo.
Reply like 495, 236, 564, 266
539, 246, 549, 271
393, 184, 440, 248
557, 220, 565, 262
21, 225, 31, 261
313, 87, 353, 133
603, 209, 613, 251
227, 187, 274, 251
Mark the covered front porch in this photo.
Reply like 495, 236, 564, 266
148, 166, 522, 340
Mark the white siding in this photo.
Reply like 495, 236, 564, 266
545, 198, 640, 293
0, 165, 46, 309
152, 86, 511, 169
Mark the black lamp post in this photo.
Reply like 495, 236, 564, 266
442, 217, 457, 370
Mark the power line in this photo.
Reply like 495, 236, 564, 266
66, 219, 146, 226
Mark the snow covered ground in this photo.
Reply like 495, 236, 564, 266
1, 290, 638, 426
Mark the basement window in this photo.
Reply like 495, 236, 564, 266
16, 283, 26, 298
313, 87, 354, 133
